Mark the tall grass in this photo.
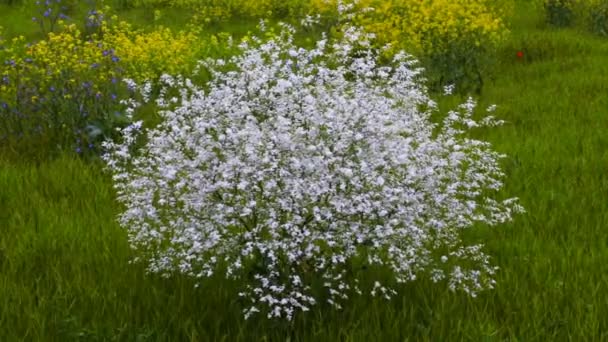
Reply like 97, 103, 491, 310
1, 1, 608, 340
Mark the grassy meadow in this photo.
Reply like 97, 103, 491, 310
1, 0, 608, 340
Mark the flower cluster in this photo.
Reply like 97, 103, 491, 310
84, 7, 107, 37
101, 20, 202, 82
0, 21, 128, 157
312, 0, 510, 48
0, 1, 217, 158
31, 0, 72, 34
313, 0, 510, 93
103, 22, 523, 320
94, 0, 509, 93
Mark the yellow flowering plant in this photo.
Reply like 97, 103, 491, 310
80, 5, 219, 82
0, 22, 129, 159
1, 1, 222, 159
312, 0, 511, 93
101, 19, 202, 82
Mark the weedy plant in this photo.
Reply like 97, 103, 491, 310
0, 22, 129, 159
101, 19, 202, 83
588, 0, 608, 36
540, 0, 608, 37
103, 17, 523, 321
544, 0, 577, 27
312, 0, 510, 94
113, 0, 310, 21
0, 1, 216, 159
31, 0, 72, 34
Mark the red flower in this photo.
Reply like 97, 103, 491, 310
516, 51, 524, 59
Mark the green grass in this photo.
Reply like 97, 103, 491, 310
0, 1, 280, 41
0, 2, 191, 40
0, 3, 41, 39
2, 1, 608, 340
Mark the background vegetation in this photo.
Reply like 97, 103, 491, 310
1, 0, 608, 340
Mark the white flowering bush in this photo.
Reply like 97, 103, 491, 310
103, 21, 523, 321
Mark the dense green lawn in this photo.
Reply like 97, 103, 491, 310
2, 2, 608, 340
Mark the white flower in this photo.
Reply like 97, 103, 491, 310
104, 19, 522, 321
300, 14, 321, 28
443, 83, 455, 95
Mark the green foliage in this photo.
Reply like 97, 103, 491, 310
0, 24, 129, 160
542, 0, 608, 37
421, 33, 497, 95
544, 0, 576, 27
0, 3, 228, 160
111, 0, 311, 20
588, 0, 608, 36
316, 0, 511, 94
